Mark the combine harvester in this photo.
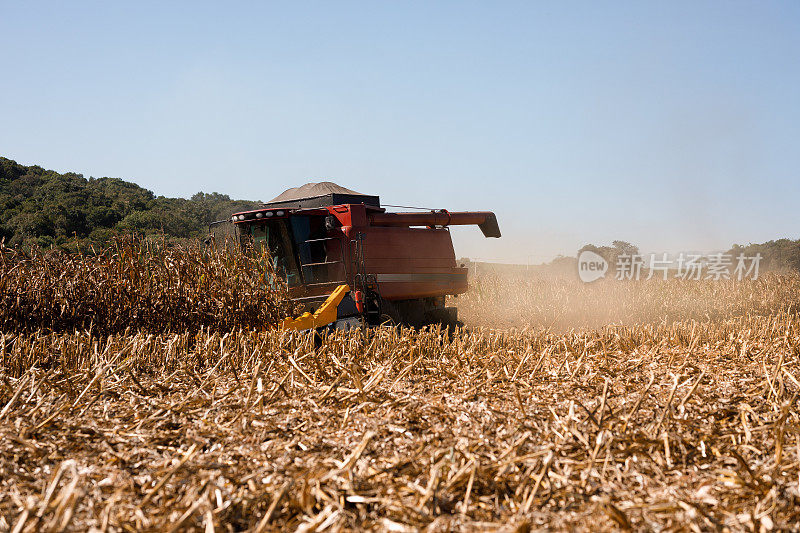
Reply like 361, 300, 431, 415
221, 183, 500, 331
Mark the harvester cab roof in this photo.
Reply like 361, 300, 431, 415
224, 182, 500, 331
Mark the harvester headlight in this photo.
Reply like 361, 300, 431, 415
238, 215, 246, 221
265, 211, 274, 217
231, 216, 237, 222
256, 212, 263, 218
276, 210, 285, 216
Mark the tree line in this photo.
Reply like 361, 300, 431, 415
3, 156, 798, 270
0, 157, 259, 248
576, 239, 800, 274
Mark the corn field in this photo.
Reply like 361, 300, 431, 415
0, 238, 296, 335
1, 250, 800, 531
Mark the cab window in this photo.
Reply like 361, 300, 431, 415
244, 221, 301, 287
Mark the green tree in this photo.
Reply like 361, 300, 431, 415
0, 156, 261, 248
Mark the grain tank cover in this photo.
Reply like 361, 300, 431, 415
264, 182, 380, 210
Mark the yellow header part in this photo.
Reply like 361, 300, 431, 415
280, 284, 351, 331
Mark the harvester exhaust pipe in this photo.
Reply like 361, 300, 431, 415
369, 211, 501, 238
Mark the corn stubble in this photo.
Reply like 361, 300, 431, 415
1, 249, 800, 531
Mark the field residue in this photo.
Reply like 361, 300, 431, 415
2, 274, 800, 531
0, 256, 800, 533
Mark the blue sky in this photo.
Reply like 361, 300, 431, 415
2, 1, 798, 262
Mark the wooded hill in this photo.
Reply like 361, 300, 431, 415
0, 157, 259, 248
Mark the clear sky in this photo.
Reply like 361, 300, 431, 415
2, 1, 798, 262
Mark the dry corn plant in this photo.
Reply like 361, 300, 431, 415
0, 237, 298, 335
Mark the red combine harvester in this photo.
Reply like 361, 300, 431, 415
224, 183, 500, 330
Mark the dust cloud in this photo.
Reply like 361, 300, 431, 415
452, 271, 798, 332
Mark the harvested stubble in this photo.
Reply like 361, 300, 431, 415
2, 294, 800, 531
0, 238, 296, 335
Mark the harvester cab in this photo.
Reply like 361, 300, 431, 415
224, 182, 500, 331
